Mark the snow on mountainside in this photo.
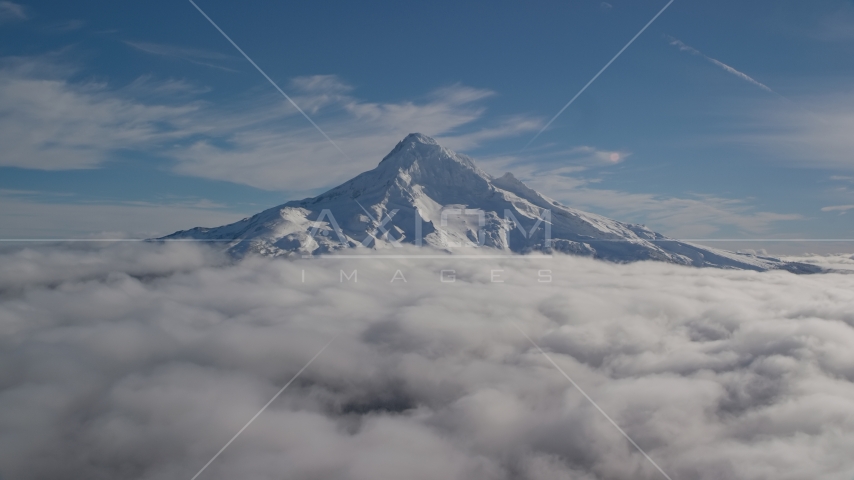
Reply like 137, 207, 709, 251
160, 133, 821, 273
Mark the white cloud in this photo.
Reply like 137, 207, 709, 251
124, 41, 237, 71
171, 77, 539, 192
287, 74, 354, 113
471, 156, 802, 238
796, 3, 854, 42
555, 145, 630, 165
731, 92, 854, 171
539, 184, 801, 237
477, 146, 630, 183
1, 243, 853, 479
124, 74, 212, 97
657, 36, 854, 176
0, 1, 26, 23
0, 54, 807, 240
821, 204, 854, 213
40, 19, 85, 34
434, 115, 543, 151
0, 56, 206, 170
0, 56, 539, 191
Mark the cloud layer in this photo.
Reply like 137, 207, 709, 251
1, 244, 853, 479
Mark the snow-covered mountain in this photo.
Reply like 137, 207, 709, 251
161, 133, 819, 273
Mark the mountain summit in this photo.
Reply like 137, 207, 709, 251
161, 134, 818, 272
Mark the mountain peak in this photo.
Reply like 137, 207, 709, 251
159, 135, 822, 273
379, 133, 477, 172
379, 133, 439, 165
402, 132, 438, 145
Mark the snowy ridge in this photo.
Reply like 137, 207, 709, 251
161, 133, 820, 273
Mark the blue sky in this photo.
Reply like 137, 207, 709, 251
1, 0, 853, 249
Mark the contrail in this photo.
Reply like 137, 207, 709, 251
188, 0, 351, 161
524, 0, 676, 150
667, 36, 775, 94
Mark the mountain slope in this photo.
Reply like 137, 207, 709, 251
161, 134, 820, 273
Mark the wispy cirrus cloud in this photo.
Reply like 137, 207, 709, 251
0, 56, 207, 170
124, 40, 238, 71
667, 36, 776, 94
727, 91, 854, 172
533, 179, 801, 237
458, 142, 800, 238
173, 76, 540, 193
435, 115, 543, 151
124, 74, 212, 97
0, 54, 804, 238
557, 145, 630, 165
0, 55, 540, 193
821, 204, 854, 214
40, 19, 85, 34
663, 37, 854, 174
0, 1, 26, 23
481, 144, 631, 178
790, 2, 854, 42
481, 159, 802, 238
